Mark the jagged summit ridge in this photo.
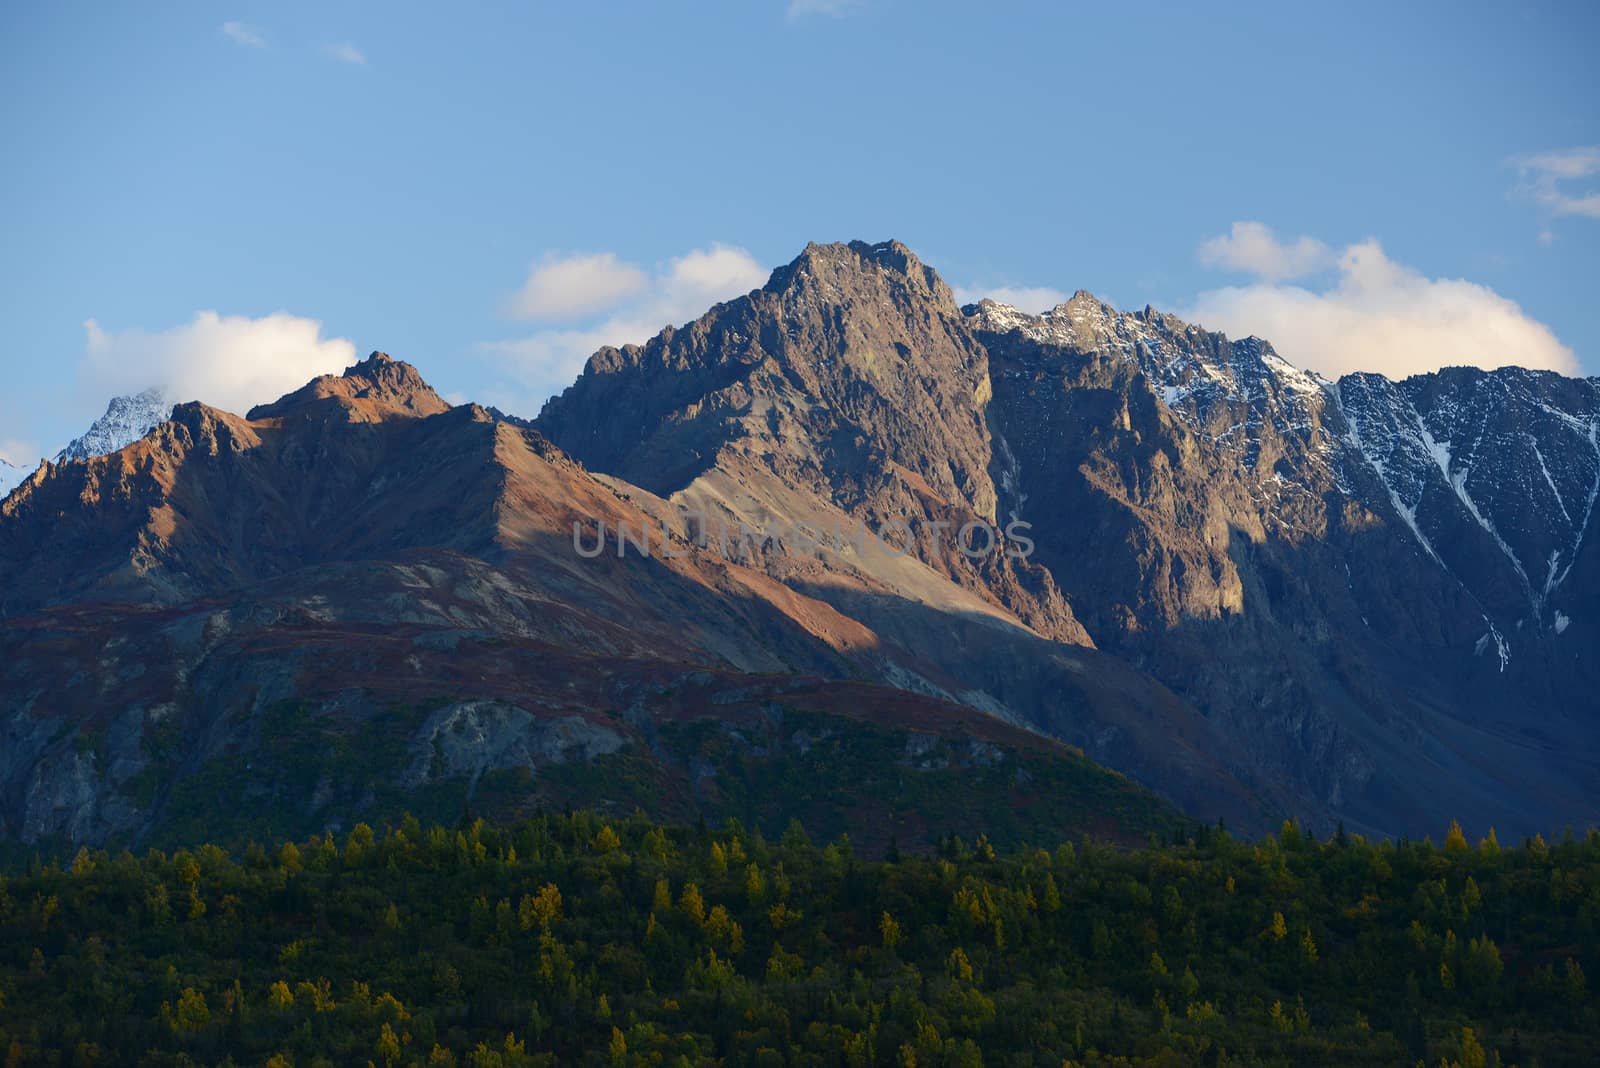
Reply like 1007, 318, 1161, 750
763, 239, 958, 311
966, 292, 1337, 487
54, 387, 173, 464
537, 239, 994, 510
247, 351, 450, 422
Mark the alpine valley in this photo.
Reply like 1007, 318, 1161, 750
3, 241, 1597, 850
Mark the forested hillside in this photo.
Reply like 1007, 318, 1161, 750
2, 811, 1595, 1066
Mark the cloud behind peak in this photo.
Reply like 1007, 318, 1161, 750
1184, 226, 1576, 380
80, 311, 358, 417
484, 244, 768, 416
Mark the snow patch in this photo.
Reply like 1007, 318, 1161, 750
1553, 418, 1600, 592
1473, 618, 1510, 672
1530, 437, 1572, 526
1416, 415, 1532, 596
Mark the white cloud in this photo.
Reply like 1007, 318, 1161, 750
484, 244, 769, 414
506, 252, 648, 322
80, 311, 358, 415
220, 21, 266, 48
0, 437, 40, 468
1516, 146, 1600, 181
1197, 221, 1334, 281
1512, 146, 1600, 222
1183, 234, 1576, 380
323, 43, 367, 65
951, 283, 1069, 312
787, 0, 865, 17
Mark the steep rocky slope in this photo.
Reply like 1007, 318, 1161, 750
1336, 366, 1600, 658
538, 241, 1083, 644
967, 290, 1599, 835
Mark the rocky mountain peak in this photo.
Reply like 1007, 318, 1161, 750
538, 239, 997, 513
343, 350, 441, 399
247, 351, 449, 423
54, 387, 173, 464
964, 289, 1129, 351
764, 239, 958, 312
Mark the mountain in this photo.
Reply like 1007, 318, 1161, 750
54, 387, 172, 464
1, 241, 1596, 848
540, 243, 1599, 837
0, 387, 168, 503
0, 351, 1202, 849
965, 290, 1599, 834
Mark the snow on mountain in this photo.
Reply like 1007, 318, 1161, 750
54, 388, 173, 464
0, 459, 27, 500
969, 294, 1332, 447
966, 292, 1344, 513
1337, 367, 1600, 627
968, 293, 1600, 656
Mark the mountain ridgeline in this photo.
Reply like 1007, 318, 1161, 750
2, 240, 1597, 848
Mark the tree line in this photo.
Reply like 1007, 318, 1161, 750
0, 811, 1595, 1066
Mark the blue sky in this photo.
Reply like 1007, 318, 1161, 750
2, 0, 1597, 464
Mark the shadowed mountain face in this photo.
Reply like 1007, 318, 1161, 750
3, 242, 1597, 847
1337, 367, 1600, 635
964, 294, 1599, 836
